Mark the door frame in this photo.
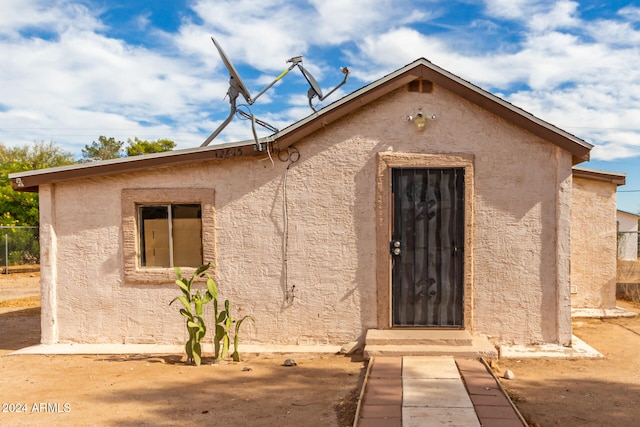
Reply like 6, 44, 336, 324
375, 152, 475, 331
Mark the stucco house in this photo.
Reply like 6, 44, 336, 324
12, 58, 606, 353
571, 167, 625, 310
617, 210, 640, 302
617, 210, 639, 261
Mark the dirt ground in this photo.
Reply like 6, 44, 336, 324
3, 273, 640, 426
0, 273, 364, 427
498, 299, 640, 427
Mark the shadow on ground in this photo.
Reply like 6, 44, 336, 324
0, 307, 40, 353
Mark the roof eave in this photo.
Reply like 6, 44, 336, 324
273, 59, 592, 162
572, 166, 626, 186
9, 140, 257, 192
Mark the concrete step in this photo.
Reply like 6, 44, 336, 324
365, 329, 474, 346
363, 331, 498, 360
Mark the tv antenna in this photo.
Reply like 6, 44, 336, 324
297, 62, 349, 112
202, 36, 350, 150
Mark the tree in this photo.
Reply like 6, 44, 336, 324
81, 136, 176, 161
0, 141, 75, 226
80, 136, 124, 162
126, 137, 176, 156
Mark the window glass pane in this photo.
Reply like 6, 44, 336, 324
138, 204, 203, 268
172, 204, 203, 267
139, 205, 170, 267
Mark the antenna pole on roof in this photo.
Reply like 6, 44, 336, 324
251, 56, 302, 103
202, 37, 302, 149
296, 64, 350, 112
201, 36, 351, 148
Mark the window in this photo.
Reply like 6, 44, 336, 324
122, 188, 215, 284
139, 204, 202, 268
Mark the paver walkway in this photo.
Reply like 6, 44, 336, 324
357, 356, 525, 427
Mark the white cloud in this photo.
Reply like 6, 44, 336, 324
482, 0, 545, 20
183, 0, 310, 71
619, 6, 640, 22
527, 1, 580, 32
585, 19, 640, 46
1, 0, 640, 163
0, 0, 235, 152
347, 2, 640, 161
0, 0, 103, 38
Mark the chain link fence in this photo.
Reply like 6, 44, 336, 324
0, 226, 39, 273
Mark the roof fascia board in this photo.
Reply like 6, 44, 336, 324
10, 140, 256, 192
617, 209, 640, 218
572, 166, 626, 186
412, 62, 592, 162
273, 59, 591, 161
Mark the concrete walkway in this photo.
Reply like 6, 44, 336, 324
357, 356, 525, 427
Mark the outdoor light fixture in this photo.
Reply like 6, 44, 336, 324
406, 109, 436, 130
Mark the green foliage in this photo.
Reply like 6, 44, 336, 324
170, 262, 254, 364
0, 141, 75, 226
80, 136, 124, 162
81, 136, 176, 162
231, 314, 254, 362
212, 288, 254, 363
170, 263, 216, 366
0, 227, 39, 265
126, 137, 176, 156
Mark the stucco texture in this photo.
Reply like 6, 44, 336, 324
570, 177, 618, 309
39, 82, 574, 347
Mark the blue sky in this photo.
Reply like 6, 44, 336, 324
1, 0, 640, 212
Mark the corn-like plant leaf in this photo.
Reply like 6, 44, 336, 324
235, 315, 254, 332
193, 343, 202, 366
232, 315, 255, 360
222, 334, 229, 359
185, 342, 193, 360
175, 279, 190, 295
217, 311, 226, 323
195, 315, 206, 330
206, 276, 218, 299
215, 324, 225, 337
172, 264, 218, 365
195, 295, 203, 316
174, 295, 190, 310
194, 263, 211, 278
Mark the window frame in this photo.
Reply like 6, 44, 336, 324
122, 188, 216, 284
138, 203, 203, 268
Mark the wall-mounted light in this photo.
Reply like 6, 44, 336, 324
406, 108, 436, 130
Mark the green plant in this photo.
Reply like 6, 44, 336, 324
211, 289, 254, 363
170, 263, 216, 366
231, 312, 254, 362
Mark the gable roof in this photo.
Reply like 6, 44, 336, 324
10, 58, 593, 193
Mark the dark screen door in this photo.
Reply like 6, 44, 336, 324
391, 168, 465, 327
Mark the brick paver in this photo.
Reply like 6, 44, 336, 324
356, 356, 526, 427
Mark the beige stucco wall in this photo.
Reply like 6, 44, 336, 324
40, 82, 574, 347
570, 177, 618, 309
